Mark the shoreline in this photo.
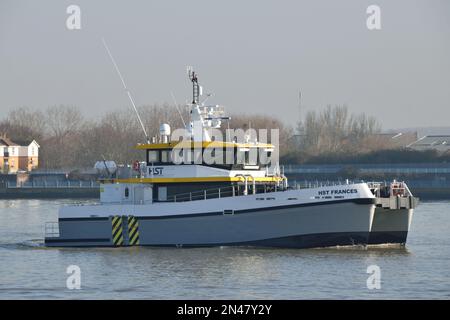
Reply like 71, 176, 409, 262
0, 187, 99, 199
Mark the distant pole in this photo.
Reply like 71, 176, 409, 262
298, 90, 302, 134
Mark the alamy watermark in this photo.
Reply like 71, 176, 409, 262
366, 264, 381, 290
64, 5, 381, 33
66, 265, 81, 290
66, 5, 81, 30
366, 5, 381, 30
157, 125, 280, 169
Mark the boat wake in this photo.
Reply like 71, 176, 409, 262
21, 239, 46, 248
0, 239, 46, 250
314, 243, 405, 249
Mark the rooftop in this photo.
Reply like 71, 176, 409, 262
0, 134, 38, 147
407, 135, 450, 150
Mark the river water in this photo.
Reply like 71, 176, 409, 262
0, 199, 449, 299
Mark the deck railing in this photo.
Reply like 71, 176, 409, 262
165, 179, 416, 203
4, 180, 100, 189
165, 180, 375, 203
166, 184, 286, 203
44, 222, 60, 238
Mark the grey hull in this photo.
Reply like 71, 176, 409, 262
368, 208, 413, 245
45, 199, 375, 248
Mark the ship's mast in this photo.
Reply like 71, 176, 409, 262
185, 67, 230, 142
188, 68, 200, 104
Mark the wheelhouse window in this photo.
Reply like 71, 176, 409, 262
147, 150, 159, 163
236, 149, 246, 165
184, 149, 194, 164
247, 149, 258, 166
161, 150, 172, 163
212, 148, 224, 165
203, 147, 225, 165
259, 150, 272, 167
235, 147, 262, 169
237, 149, 258, 166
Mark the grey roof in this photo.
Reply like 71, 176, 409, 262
408, 135, 450, 150
0, 136, 38, 147
11, 139, 35, 146
0, 137, 18, 146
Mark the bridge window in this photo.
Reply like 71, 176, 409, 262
184, 150, 194, 163
203, 147, 225, 165
148, 150, 159, 163
161, 150, 171, 163
240, 150, 258, 166
158, 186, 167, 201
248, 150, 258, 166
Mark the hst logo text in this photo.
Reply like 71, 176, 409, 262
148, 167, 163, 175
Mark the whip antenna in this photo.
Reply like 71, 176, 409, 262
170, 91, 186, 127
101, 38, 150, 143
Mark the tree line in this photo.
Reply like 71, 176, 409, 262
0, 104, 417, 169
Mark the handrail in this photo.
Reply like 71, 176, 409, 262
5, 180, 99, 189
44, 222, 60, 238
167, 185, 237, 202
165, 179, 358, 203
166, 180, 287, 203
163, 179, 414, 203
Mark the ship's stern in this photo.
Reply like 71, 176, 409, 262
368, 181, 418, 245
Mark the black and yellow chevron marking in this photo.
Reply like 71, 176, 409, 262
127, 216, 140, 246
111, 216, 124, 246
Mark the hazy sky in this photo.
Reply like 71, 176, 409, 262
1, 0, 449, 130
